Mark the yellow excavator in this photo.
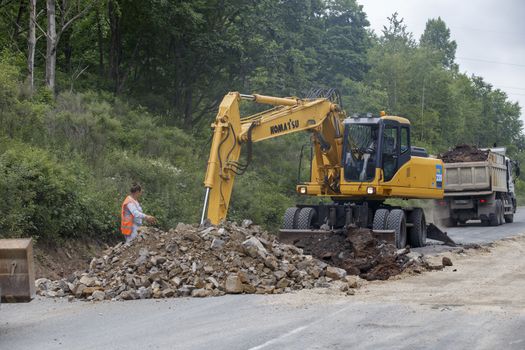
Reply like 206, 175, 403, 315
201, 90, 454, 248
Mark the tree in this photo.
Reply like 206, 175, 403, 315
45, 0, 93, 91
28, 0, 36, 94
420, 17, 457, 68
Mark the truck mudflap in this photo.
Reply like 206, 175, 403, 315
0, 238, 35, 302
279, 224, 456, 248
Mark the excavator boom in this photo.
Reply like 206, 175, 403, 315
201, 92, 345, 225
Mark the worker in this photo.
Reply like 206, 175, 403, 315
121, 183, 156, 243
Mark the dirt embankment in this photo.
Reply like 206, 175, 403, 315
34, 239, 108, 280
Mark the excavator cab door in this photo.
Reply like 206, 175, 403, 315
379, 121, 411, 182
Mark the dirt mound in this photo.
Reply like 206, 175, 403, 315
294, 228, 407, 280
439, 144, 489, 163
35, 222, 418, 301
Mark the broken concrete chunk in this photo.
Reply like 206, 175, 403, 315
325, 266, 347, 280
224, 274, 243, 294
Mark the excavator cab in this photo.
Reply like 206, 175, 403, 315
342, 115, 412, 184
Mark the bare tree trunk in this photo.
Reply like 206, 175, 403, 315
96, 9, 104, 77
45, 0, 57, 91
28, 0, 36, 94
108, 0, 121, 92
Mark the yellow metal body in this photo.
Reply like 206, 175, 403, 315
203, 92, 444, 225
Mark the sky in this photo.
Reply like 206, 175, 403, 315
357, 0, 525, 120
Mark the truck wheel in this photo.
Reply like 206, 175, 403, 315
386, 209, 407, 249
296, 207, 317, 230
373, 209, 390, 230
499, 200, 506, 224
489, 200, 502, 226
282, 207, 300, 229
504, 213, 514, 223
408, 208, 426, 247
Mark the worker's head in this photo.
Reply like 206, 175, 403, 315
130, 182, 143, 199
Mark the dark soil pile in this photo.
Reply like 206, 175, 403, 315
439, 144, 489, 163
294, 228, 408, 281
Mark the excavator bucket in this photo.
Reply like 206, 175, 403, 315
279, 228, 397, 254
279, 224, 456, 249
0, 238, 35, 302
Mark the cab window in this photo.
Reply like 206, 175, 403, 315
401, 127, 409, 153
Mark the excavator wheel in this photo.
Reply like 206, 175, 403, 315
386, 209, 407, 249
372, 209, 390, 230
282, 207, 300, 229
296, 208, 317, 229
408, 208, 427, 248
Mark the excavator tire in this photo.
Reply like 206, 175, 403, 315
372, 209, 390, 230
296, 207, 317, 230
504, 213, 514, 223
408, 208, 426, 248
387, 209, 407, 249
282, 207, 300, 229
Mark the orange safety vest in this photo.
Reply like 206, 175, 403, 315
120, 196, 137, 235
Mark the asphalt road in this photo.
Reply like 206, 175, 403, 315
2, 209, 525, 350
440, 207, 525, 245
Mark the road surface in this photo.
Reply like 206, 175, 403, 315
2, 209, 525, 350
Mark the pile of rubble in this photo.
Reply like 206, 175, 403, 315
439, 144, 489, 163
295, 228, 409, 281
35, 221, 421, 301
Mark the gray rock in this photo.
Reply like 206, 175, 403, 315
138, 286, 152, 299
92, 290, 105, 301
325, 266, 347, 280
224, 274, 243, 294
210, 238, 225, 250
273, 270, 287, 280
191, 288, 210, 297
35, 278, 52, 291
79, 275, 97, 287
242, 237, 267, 258
207, 277, 219, 288
241, 219, 253, 228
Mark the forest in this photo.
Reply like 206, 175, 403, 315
0, 0, 523, 242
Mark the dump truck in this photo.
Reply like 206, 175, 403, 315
434, 146, 519, 227
201, 90, 455, 248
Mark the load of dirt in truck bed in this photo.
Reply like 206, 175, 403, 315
439, 144, 489, 163
34, 221, 424, 301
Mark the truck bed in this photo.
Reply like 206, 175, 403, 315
444, 151, 507, 195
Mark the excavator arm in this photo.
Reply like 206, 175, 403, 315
201, 91, 345, 225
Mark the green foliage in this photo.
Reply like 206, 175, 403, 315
0, 3, 523, 242
0, 142, 116, 241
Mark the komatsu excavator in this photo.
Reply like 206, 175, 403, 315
201, 90, 454, 248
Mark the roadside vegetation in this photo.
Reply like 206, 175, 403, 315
0, 0, 522, 241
